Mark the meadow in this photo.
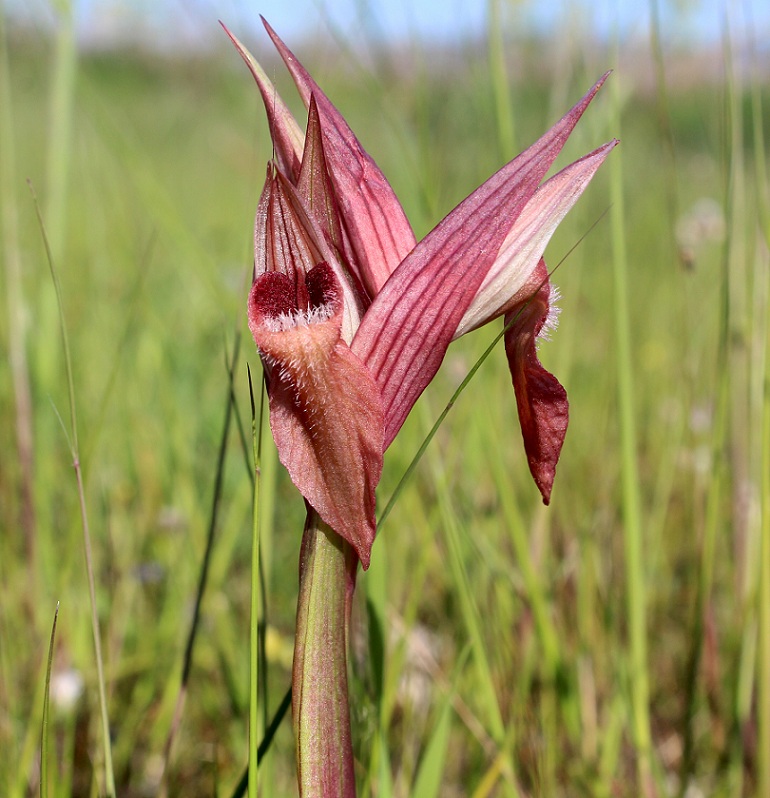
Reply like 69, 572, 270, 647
1, 4, 769, 797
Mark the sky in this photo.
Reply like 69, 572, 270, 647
5, 0, 770, 52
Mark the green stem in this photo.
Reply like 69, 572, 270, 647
45, 0, 77, 257
30, 182, 116, 798
757, 248, 770, 798
608, 67, 652, 792
248, 367, 264, 798
487, 0, 515, 161
293, 511, 357, 798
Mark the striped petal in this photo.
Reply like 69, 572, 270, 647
455, 140, 618, 338
261, 17, 417, 297
353, 75, 610, 448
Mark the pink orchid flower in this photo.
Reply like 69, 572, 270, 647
226, 20, 616, 571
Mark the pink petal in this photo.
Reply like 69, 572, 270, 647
254, 166, 317, 290
455, 140, 618, 337
296, 96, 346, 254
249, 264, 384, 568
261, 17, 416, 296
221, 23, 304, 181
296, 96, 369, 310
353, 74, 609, 448
503, 260, 568, 504
257, 163, 364, 341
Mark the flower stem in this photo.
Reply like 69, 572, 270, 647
293, 511, 357, 798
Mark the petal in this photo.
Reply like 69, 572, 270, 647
221, 22, 305, 181
454, 139, 618, 338
249, 264, 384, 568
297, 96, 347, 258
353, 74, 609, 448
261, 17, 416, 296
255, 166, 317, 296
297, 96, 369, 310
503, 260, 568, 504
256, 165, 365, 342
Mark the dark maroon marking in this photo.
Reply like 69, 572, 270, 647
250, 271, 298, 320
305, 262, 341, 311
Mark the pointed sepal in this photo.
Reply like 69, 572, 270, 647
261, 16, 416, 296
354, 75, 610, 448
455, 139, 619, 337
220, 22, 305, 181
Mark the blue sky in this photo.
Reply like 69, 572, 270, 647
6, 0, 769, 51
234, 0, 764, 46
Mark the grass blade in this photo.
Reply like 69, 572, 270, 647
40, 602, 59, 798
248, 365, 266, 798
0, 8, 36, 564
423, 400, 518, 795
30, 182, 116, 798
229, 686, 292, 798
487, 0, 515, 161
45, 0, 77, 257
608, 56, 653, 794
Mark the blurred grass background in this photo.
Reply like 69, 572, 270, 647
1, 1, 769, 796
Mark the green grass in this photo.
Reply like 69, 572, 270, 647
1, 5, 769, 797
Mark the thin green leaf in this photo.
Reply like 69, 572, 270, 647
248, 364, 264, 798
30, 180, 116, 798
40, 602, 59, 798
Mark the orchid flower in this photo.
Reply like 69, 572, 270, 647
226, 18, 616, 797
230, 18, 616, 568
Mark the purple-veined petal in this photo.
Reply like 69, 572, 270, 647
221, 22, 305, 181
261, 17, 416, 296
503, 259, 568, 504
248, 264, 384, 568
257, 164, 365, 341
297, 96, 370, 313
255, 166, 316, 294
454, 139, 618, 338
353, 74, 610, 448
297, 96, 347, 259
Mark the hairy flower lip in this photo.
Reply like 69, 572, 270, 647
249, 264, 383, 568
249, 266, 340, 336
248, 266, 342, 380
250, 271, 300, 322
